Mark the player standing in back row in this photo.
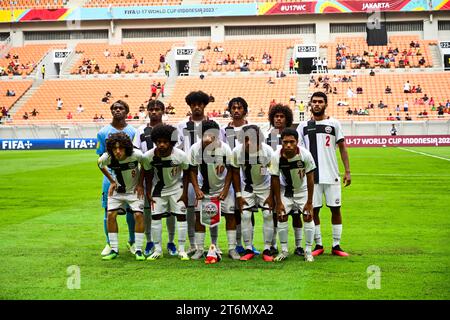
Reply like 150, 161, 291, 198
297, 91, 351, 257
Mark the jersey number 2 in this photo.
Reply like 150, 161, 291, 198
325, 135, 331, 147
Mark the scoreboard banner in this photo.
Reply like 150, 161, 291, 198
345, 135, 450, 147
1, 0, 450, 23
0, 139, 97, 151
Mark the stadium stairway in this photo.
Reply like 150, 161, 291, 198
157, 75, 177, 105
284, 47, 294, 72
295, 75, 310, 122
61, 52, 83, 77
319, 46, 328, 60
7, 83, 41, 120
429, 44, 443, 69
190, 48, 203, 74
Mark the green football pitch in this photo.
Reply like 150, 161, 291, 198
0, 147, 449, 300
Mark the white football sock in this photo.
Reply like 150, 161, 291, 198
332, 224, 342, 247
151, 219, 162, 252
134, 232, 144, 252
262, 210, 274, 250
195, 232, 205, 251
108, 233, 118, 253
304, 221, 315, 254
236, 224, 242, 247
294, 227, 303, 248
315, 224, 323, 246
277, 221, 289, 253
177, 220, 187, 253
166, 215, 176, 243
187, 209, 196, 249
241, 210, 253, 250
226, 230, 237, 250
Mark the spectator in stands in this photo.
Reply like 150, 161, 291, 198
133, 113, 139, 120
369, 69, 375, 76
119, 49, 124, 57
30, 108, 39, 117
405, 113, 412, 121
387, 113, 395, 121
102, 91, 112, 103
270, 99, 277, 108
428, 96, 435, 107
337, 98, 349, 106
6, 89, 15, 96
66, 112, 73, 120
289, 93, 296, 104
419, 57, 426, 66
390, 124, 397, 135
378, 100, 387, 109
403, 81, 411, 93
289, 58, 294, 73
77, 104, 84, 113
395, 105, 400, 113
56, 98, 63, 110
346, 87, 354, 98
93, 114, 99, 122
150, 82, 157, 99
422, 94, 429, 102
120, 62, 126, 73
416, 84, 422, 93
356, 87, 363, 94
276, 70, 286, 78
385, 85, 392, 94
403, 99, 409, 112
132, 59, 139, 72
22, 112, 29, 120
395, 113, 401, 121
114, 63, 120, 74
94, 64, 100, 73
367, 101, 374, 109
41, 64, 45, 79
103, 48, 110, 58
140, 57, 145, 65
208, 93, 215, 103
166, 103, 175, 115
164, 63, 171, 77
160, 83, 165, 98
346, 107, 353, 116
267, 77, 275, 84
294, 60, 299, 73
422, 110, 429, 118
256, 108, 265, 117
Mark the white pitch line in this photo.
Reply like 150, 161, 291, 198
352, 173, 450, 177
398, 147, 450, 162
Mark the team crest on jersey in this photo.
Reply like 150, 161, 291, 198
297, 161, 305, 168
128, 162, 137, 169
216, 165, 225, 175
171, 166, 180, 177
335, 199, 340, 205
325, 126, 333, 134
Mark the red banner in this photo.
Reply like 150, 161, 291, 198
345, 135, 450, 147
338, 0, 410, 12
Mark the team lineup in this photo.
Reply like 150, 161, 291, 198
96, 91, 351, 263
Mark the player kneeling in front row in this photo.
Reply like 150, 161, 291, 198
270, 128, 316, 262
141, 124, 191, 261
189, 120, 240, 262
98, 132, 146, 261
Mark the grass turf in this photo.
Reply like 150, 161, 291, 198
0, 147, 449, 300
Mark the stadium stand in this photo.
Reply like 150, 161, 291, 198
0, 80, 33, 111
324, 36, 437, 70
14, 78, 165, 121
0, 44, 66, 76
71, 42, 182, 75
167, 75, 298, 123
197, 39, 301, 73
0, 0, 67, 9
309, 72, 450, 121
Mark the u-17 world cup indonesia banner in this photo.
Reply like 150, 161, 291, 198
345, 135, 450, 147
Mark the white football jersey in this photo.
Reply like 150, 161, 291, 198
133, 123, 155, 153
177, 117, 219, 153
220, 122, 246, 150
231, 143, 273, 192
269, 146, 316, 196
142, 147, 189, 197
98, 149, 144, 194
297, 117, 344, 184
189, 141, 233, 194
